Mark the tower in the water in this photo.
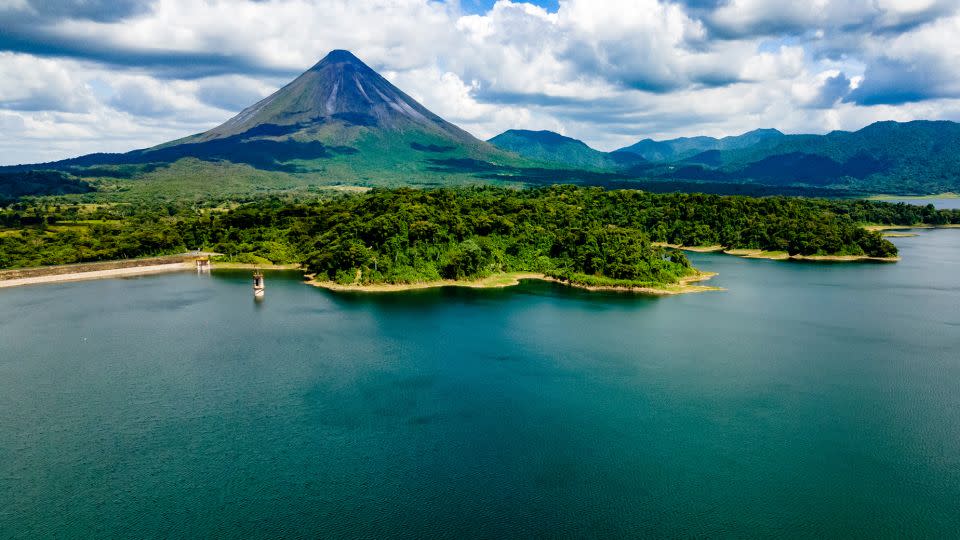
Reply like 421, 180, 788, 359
253, 270, 265, 298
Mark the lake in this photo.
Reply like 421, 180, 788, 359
2, 230, 959, 538
871, 197, 960, 210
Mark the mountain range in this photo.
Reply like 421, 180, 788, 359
615, 128, 786, 162
2, 49, 960, 200
487, 130, 645, 171
487, 121, 960, 195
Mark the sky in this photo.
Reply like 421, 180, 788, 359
2, 0, 960, 164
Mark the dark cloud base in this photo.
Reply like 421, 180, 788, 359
0, 27, 299, 80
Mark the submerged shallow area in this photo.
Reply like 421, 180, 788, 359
1, 230, 959, 538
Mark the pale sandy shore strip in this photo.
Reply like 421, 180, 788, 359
723, 249, 900, 262
867, 193, 959, 201
309, 272, 545, 292
0, 263, 722, 296
863, 224, 960, 231
0, 263, 192, 288
309, 271, 723, 296
539, 272, 722, 295
204, 263, 300, 270
655, 242, 899, 262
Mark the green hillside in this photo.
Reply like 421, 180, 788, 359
617, 129, 784, 162
489, 130, 644, 170
629, 121, 960, 195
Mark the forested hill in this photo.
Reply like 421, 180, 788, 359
4, 187, 948, 288
617, 129, 785, 162
0, 171, 93, 203
488, 130, 644, 170
619, 120, 960, 195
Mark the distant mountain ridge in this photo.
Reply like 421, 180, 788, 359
488, 129, 644, 170
616, 128, 785, 162
637, 120, 960, 194
498, 120, 960, 194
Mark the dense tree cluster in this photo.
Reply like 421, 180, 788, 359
826, 199, 960, 226
0, 172, 93, 203
3, 186, 951, 285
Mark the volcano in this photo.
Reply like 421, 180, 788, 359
129, 49, 508, 176
195, 50, 478, 144
4, 50, 519, 195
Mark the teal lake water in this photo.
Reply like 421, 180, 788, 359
2, 231, 960, 538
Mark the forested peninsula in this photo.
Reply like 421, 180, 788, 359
3, 186, 956, 292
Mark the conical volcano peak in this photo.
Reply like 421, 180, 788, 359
312, 49, 365, 69
200, 48, 477, 144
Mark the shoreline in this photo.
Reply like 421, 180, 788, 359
206, 262, 301, 270
656, 243, 900, 262
308, 271, 723, 296
655, 243, 725, 253
863, 224, 960, 232
0, 259, 299, 289
725, 248, 900, 262
9, 222, 956, 290
0, 262, 193, 288
867, 192, 959, 201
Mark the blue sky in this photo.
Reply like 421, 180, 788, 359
1, 0, 959, 164
461, 0, 558, 13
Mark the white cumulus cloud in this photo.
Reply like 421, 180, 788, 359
1, 0, 960, 163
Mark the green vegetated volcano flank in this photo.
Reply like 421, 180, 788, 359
0, 50, 536, 200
